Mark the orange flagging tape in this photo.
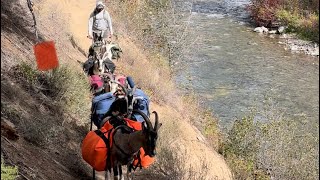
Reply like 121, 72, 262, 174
33, 41, 59, 71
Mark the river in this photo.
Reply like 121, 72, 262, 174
173, 0, 319, 131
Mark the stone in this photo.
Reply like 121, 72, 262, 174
254, 26, 269, 34
310, 48, 319, 56
279, 34, 288, 39
290, 45, 299, 51
269, 30, 277, 34
253, 27, 263, 33
278, 26, 286, 34
261, 26, 269, 33
247, 41, 257, 45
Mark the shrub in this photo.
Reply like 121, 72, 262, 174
246, 0, 282, 27
221, 116, 268, 179
276, 9, 319, 42
221, 111, 319, 180
1, 157, 18, 180
109, 0, 194, 66
15, 62, 91, 124
248, 0, 319, 42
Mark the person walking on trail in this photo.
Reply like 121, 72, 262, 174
88, 1, 113, 44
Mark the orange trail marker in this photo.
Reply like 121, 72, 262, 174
33, 41, 59, 71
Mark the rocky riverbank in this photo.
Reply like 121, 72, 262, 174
253, 26, 319, 57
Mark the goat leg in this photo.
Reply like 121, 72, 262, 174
105, 169, 111, 180
113, 164, 121, 180
126, 164, 133, 180
118, 165, 124, 180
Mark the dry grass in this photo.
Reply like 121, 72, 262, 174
14, 62, 91, 124
102, 1, 230, 178
220, 99, 319, 180
2, 0, 232, 179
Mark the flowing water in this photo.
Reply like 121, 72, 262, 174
173, 0, 319, 131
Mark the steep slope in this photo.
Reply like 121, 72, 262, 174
1, 0, 233, 179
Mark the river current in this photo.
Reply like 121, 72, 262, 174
173, 0, 319, 131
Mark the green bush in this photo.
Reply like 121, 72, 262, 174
221, 116, 269, 180
276, 9, 319, 42
221, 112, 319, 180
1, 157, 18, 180
15, 63, 91, 124
248, 0, 319, 42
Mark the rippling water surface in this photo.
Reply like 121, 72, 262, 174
173, 0, 319, 130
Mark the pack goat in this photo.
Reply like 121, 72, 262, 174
105, 110, 162, 180
88, 40, 115, 75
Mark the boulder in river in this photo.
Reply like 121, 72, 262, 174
277, 26, 286, 34
269, 30, 277, 34
254, 26, 268, 33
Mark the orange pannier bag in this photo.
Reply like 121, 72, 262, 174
133, 147, 155, 168
124, 118, 155, 168
82, 119, 155, 170
81, 126, 112, 171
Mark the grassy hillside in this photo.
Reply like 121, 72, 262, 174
1, 0, 232, 179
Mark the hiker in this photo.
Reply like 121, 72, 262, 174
88, 1, 113, 44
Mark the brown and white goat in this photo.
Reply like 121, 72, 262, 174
105, 110, 162, 180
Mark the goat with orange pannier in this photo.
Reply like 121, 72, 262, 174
81, 110, 160, 179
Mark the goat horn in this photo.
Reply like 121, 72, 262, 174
152, 111, 159, 131
133, 109, 152, 131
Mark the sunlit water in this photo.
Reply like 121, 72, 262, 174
173, 0, 319, 131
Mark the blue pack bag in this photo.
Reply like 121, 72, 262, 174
91, 92, 115, 127
132, 89, 150, 122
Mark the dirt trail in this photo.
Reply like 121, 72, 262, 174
1, 0, 233, 179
